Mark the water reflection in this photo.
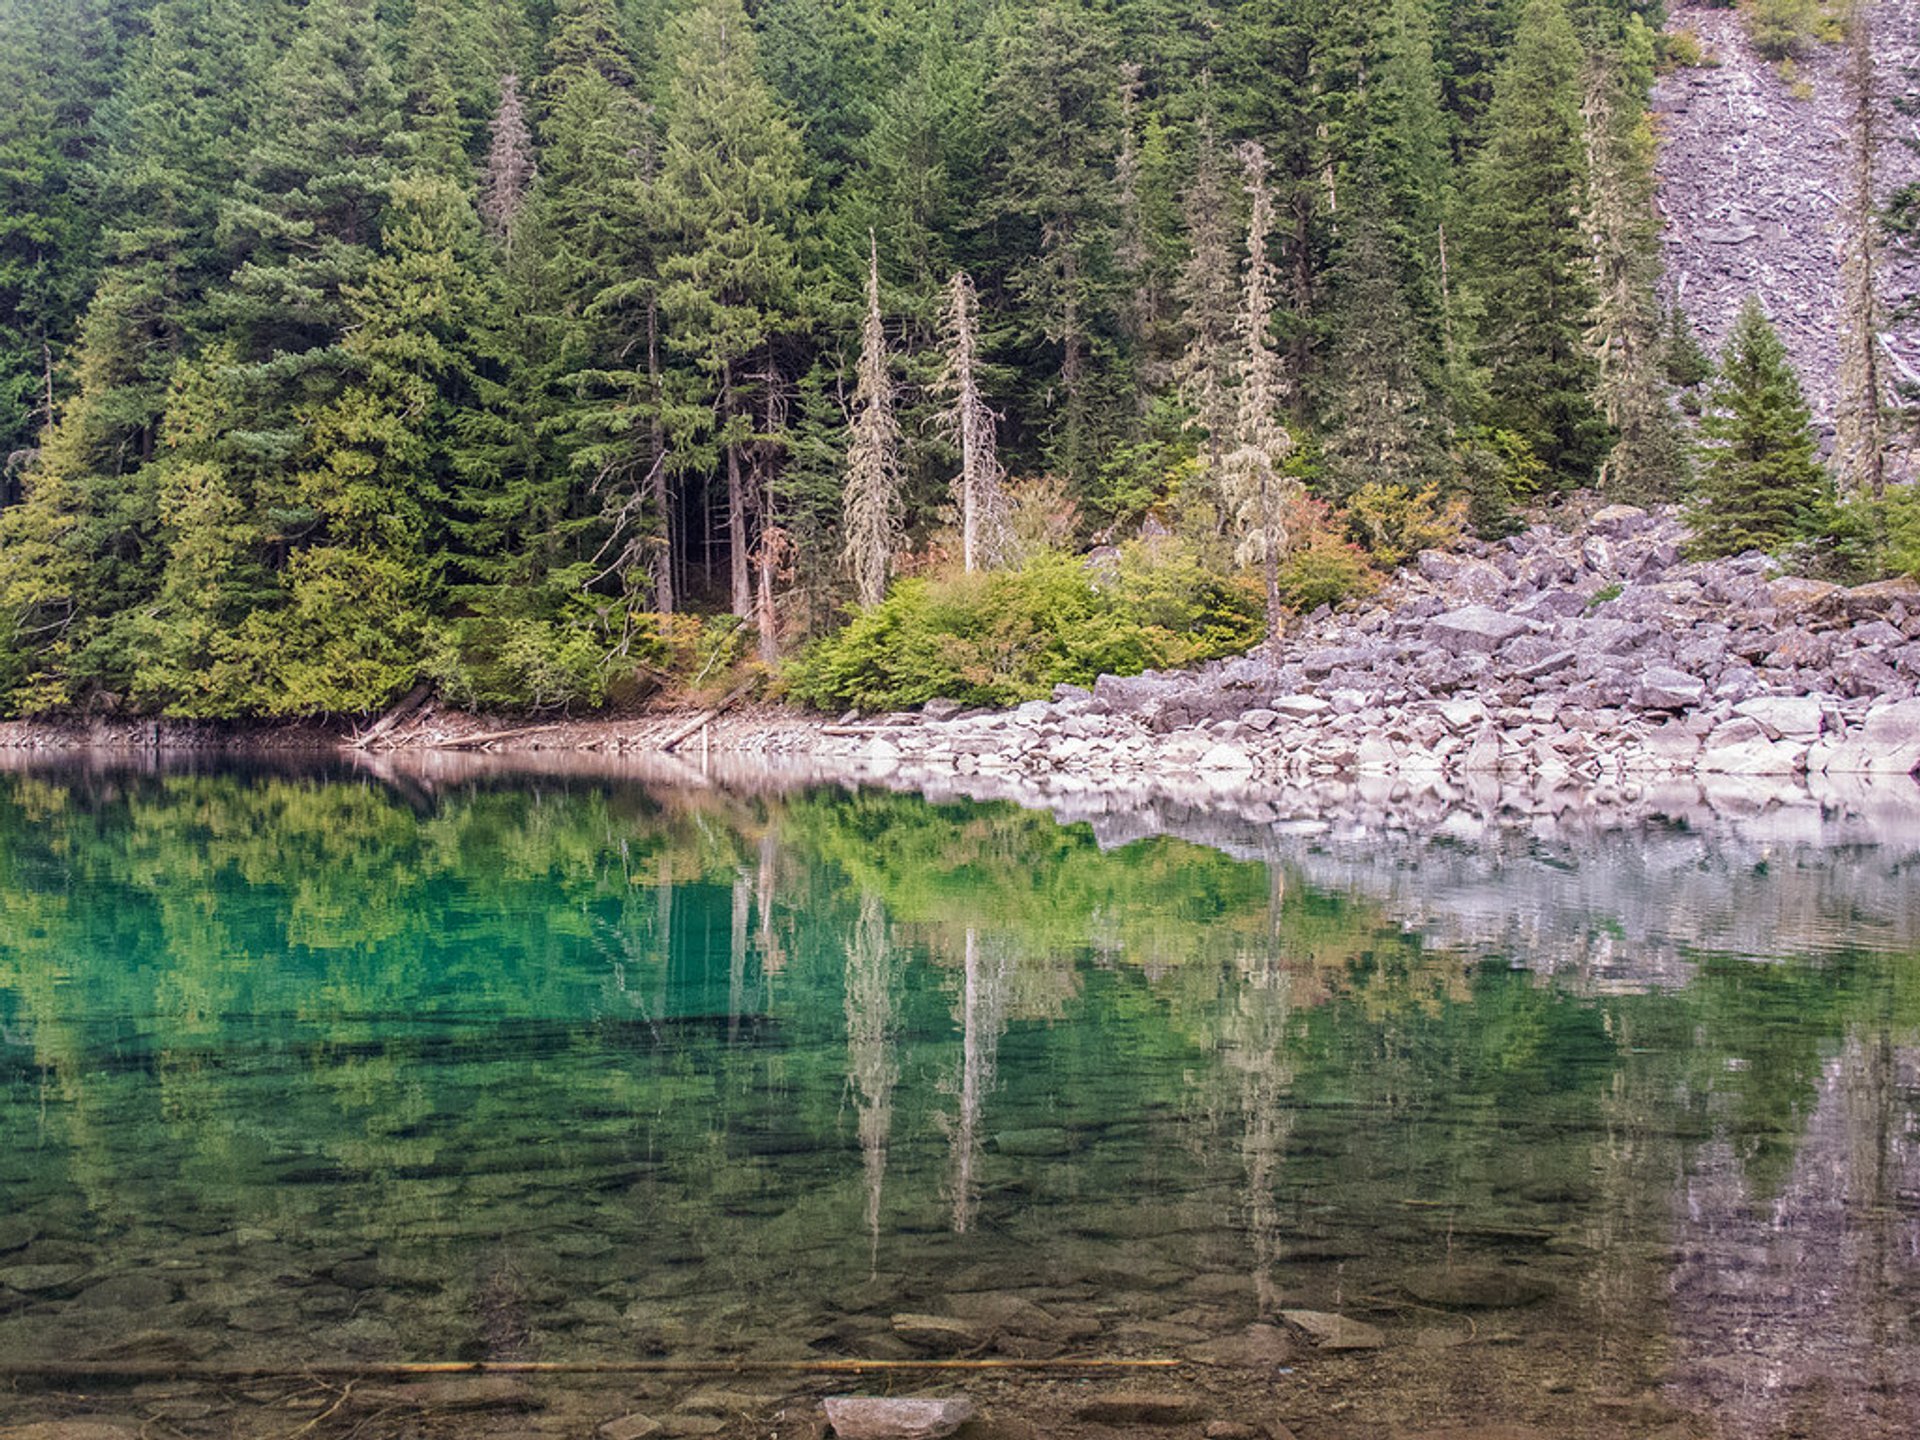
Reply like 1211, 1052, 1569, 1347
0, 759, 1916, 1435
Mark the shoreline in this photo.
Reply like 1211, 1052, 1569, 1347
5, 506, 1920, 803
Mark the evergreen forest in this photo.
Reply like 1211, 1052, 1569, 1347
0, 0, 1905, 718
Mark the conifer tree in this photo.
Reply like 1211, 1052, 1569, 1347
939, 269, 1010, 573
1461, 0, 1606, 487
1582, 30, 1685, 501
1222, 142, 1297, 642
1175, 108, 1239, 490
843, 234, 904, 607
1834, 3, 1889, 498
984, 0, 1120, 487
658, 0, 807, 646
481, 74, 537, 251
1686, 299, 1832, 559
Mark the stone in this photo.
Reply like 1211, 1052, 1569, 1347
1240, 709, 1279, 731
1400, 1265, 1555, 1310
73, 1274, 176, 1310
1185, 1323, 1296, 1369
1634, 667, 1705, 711
1733, 696, 1825, 739
354, 1378, 538, 1412
1769, 576, 1842, 612
1588, 504, 1651, 537
891, 1314, 989, 1353
1423, 607, 1530, 655
0, 1426, 142, 1440
1196, 744, 1255, 775
1072, 1391, 1205, 1425
1268, 694, 1332, 719
921, 699, 965, 722
1279, 1309, 1385, 1350
0, 1218, 35, 1253
0, 1264, 87, 1294
823, 1397, 975, 1440
601, 1416, 664, 1440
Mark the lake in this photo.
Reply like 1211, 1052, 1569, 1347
1, 755, 1916, 1439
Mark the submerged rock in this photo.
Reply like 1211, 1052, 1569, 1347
1400, 1265, 1555, 1310
823, 1396, 975, 1440
1073, 1391, 1206, 1425
1279, 1309, 1386, 1350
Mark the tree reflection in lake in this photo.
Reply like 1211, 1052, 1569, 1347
0, 758, 1917, 1435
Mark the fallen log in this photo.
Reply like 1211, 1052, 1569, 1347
658, 680, 757, 753
431, 723, 562, 751
346, 683, 433, 750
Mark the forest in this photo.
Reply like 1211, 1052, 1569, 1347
0, 0, 1910, 718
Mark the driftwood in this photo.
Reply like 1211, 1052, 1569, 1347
0, 1356, 1182, 1382
430, 723, 563, 751
658, 680, 757, 753
346, 683, 433, 750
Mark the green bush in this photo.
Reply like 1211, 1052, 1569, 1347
1274, 532, 1379, 613
784, 543, 1264, 712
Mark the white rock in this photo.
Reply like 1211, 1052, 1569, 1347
823, 1397, 975, 1440
1734, 696, 1826, 739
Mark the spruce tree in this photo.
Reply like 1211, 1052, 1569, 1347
1686, 299, 1832, 559
657, 0, 807, 656
843, 234, 904, 607
1461, 0, 1607, 487
480, 74, 537, 251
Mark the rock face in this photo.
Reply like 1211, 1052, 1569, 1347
823, 1397, 975, 1440
1653, 0, 1920, 436
811, 506, 1920, 790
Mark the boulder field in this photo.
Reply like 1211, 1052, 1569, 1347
814, 506, 1920, 788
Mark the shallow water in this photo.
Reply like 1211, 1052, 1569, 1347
1, 759, 1917, 1437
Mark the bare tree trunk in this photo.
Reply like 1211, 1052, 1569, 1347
723, 362, 752, 619
648, 293, 674, 613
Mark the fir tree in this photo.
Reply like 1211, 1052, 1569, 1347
1582, 29, 1685, 502
1174, 107, 1239, 492
984, 0, 1120, 487
657, 0, 807, 654
1686, 299, 1832, 559
939, 269, 1011, 573
481, 74, 537, 251
1222, 142, 1297, 642
843, 234, 904, 607
1461, 0, 1607, 487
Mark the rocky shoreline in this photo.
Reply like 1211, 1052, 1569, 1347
808, 505, 1920, 795
6, 505, 1920, 804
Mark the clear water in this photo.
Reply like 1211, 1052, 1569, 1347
2, 760, 1917, 1437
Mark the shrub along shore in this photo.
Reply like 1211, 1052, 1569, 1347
7, 504, 1920, 807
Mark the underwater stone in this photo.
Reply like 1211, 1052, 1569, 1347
823, 1396, 975, 1440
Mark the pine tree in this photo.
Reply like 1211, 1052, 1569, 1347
1686, 299, 1832, 559
843, 234, 904, 606
1582, 28, 1685, 502
939, 269, 1010, 573
1461, 0, 1607, 487
657, 0, 807, 658
1222, 142, 1297, 642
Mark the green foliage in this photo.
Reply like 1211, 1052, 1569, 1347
1274, 529, 1379, 612
1343, 480, 1467, 567
1686, 299, 1834, 559
1745, 0, 1819, 60
784, 543, 1262, 711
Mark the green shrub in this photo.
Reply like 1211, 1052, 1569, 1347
1343, 481, 1467, 568
784, 543, 1264, 712
1273, 532, 1378, 613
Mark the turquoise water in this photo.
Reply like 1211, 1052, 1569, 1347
1, 761, 1917, 1436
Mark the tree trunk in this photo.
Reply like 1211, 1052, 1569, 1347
723, 361, 752, 619
648, 292, 673, 613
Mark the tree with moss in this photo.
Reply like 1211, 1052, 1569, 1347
1686, 299, 1832, 558
843, 234, 904, 607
